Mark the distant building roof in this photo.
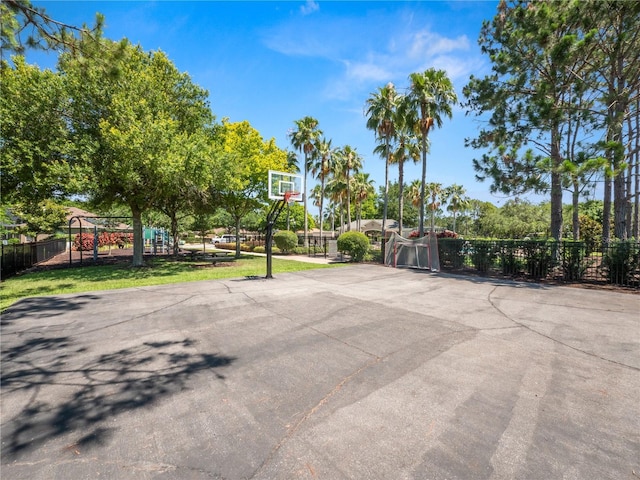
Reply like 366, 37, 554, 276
66, 206, 131, 230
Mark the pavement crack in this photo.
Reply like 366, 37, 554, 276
488, 286, 640, 371
250, 356, 382, 479
74, 295, 195, 336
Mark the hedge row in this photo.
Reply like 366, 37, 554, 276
437, 238, 639, 286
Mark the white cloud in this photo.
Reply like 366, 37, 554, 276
345, 60, 392, 83
409, 31, 470, 59
323, 60, 392, 101
262, 7, 482, 101
422, 55, 484, 82
263, 31, 333, 57
300, 1, 319, 16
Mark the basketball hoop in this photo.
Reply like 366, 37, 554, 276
268, 170, 303, 202
283, 191, 299, 203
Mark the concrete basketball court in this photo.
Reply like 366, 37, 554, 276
1, 264, 638, 479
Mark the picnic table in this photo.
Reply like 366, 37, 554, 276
180, 247, 235, 264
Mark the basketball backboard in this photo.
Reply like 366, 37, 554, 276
268, 170, 304, 202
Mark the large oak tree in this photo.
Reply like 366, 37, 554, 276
60, 37, 213, 266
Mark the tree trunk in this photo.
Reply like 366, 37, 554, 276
626, 152, 632, 239
319, 179, 325, 243
131, 205, 144, 267
603, 172, 612, 244
610, 54, 628, 240
614, 167, 627, 239
303, 157, 308, 246
170, 212, 180, 255
634, 152, 639, 238
572, 180, 580, 240
398, 158, 404, 236
234, 216, 241, 258
419, 133, 427, 237
347, 169, 352, 232
331, 206, 335, 234
381, 136, 390, 245
634, 102, 640, 238
430, 200, 435, 233
550, 127, 563, 241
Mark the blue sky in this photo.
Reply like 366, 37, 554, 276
25, 0, 535, 205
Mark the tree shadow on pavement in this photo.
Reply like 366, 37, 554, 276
1, 295, 101, 326
1, 336, 235, 462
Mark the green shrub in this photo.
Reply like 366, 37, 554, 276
470, 240, 497, 273
337, 231, 369, 262
561, 241, 588, 281
367, 248, 382, 263
273, 230, 298, 253
438, 238, 465, 269
522, 241, 555, 278
603, 240, 640, 285
239, 243, 253, 252
253, 245, 280, 254
498, 240, 523, 275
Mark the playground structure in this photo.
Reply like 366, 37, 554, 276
67, 216, 170, 265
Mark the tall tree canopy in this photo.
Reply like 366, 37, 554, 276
289, 116, 322, 245
1, 56, 82, 205
408, 68, 457, 237
365, 82, 399, 239
60, 36, 213, 265
209, 120, 289, 257
464, 0, 640, 241
1, 0, 103, 53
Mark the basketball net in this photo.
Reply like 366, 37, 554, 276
283, 191, 299, 204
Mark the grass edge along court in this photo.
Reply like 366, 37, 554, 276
0, 255, 344, 312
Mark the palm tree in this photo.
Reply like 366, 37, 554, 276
326, 199, 338, 236
309, 184, 323, 235
285, 149, 300, 173
426, 182, 444, 233
310, 137, 334, 243
326, 172, 348, 234
391, 96, 420, 236
334, 145, 362, 231
289, 116, 322, 246
444, 184, 469, 233
365, 82, 399, 241
281, 149, 300, 230
408, 68, 457, 237
408, 179, 422, 208
352, 172, 375, 231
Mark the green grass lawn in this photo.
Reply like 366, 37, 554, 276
0, 255, 343, 312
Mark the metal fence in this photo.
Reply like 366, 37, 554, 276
437, 239, 640, 288
1, 238, 67, 279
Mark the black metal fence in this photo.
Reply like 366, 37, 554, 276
437, 239, 640, 288
1, 238, 67, 279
